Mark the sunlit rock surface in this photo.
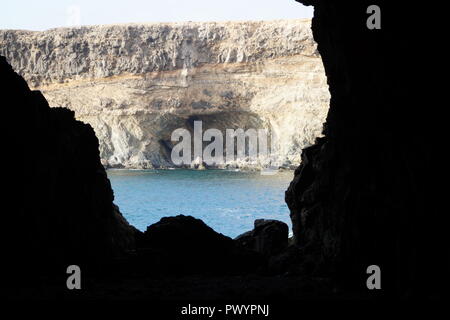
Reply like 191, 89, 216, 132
0, 19, 329, 169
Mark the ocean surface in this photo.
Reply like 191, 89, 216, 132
107, 169, 294, 238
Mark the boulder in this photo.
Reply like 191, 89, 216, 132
235, 219, 289, 257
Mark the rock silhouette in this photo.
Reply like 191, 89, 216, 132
1, 0, 446, 300
235, 219, 289, 257
1, 55, 137, 285
136, 215, 264, 274
286, 0, 446, 298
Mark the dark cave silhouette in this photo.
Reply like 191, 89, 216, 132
1, 0, 446, 300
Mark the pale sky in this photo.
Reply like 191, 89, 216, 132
0, 0, 313, 31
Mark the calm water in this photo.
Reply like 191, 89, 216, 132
107, 169, 294, 238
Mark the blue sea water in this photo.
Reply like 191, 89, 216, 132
107, 169, 294, 238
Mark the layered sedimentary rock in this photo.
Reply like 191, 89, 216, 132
0, 19, 329, 169
1, 56, 136, 284
286, 0, 446, 297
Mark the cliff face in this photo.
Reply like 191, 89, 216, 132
1, 55, 136, 284
0, 19, 329, 169
286, 1, 446, 297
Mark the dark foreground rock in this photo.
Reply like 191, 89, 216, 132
1, 55, 137, 285
2, 0, 447, 301
134, 215, 264, 274
235, 219, 289, 257
286, 0, 447, 298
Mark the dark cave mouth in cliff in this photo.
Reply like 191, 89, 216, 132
167, 112, 274, 169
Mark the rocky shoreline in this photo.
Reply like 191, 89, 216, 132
104, 162, 298, 171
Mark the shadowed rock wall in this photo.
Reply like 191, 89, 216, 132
1, 56, 136, 284
286, 1, 446, 297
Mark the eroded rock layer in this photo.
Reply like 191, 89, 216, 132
0, 19, 329, 168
